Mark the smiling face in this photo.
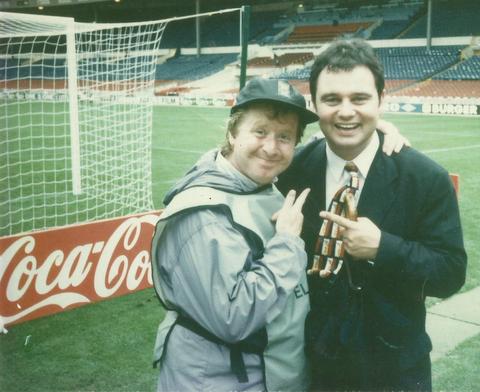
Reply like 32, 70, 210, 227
226, 104, 299, 185
314, 65, 384, 161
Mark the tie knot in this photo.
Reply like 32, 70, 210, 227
344, 161, 358, 173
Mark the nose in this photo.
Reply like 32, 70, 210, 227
338, 99, 355, 118
262, 135, 279, 155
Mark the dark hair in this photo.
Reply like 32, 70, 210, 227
221, 102, 307, 156
309, 39, 385, 103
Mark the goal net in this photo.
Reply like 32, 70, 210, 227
0, 12, 169, 236
0, 7, 245, 237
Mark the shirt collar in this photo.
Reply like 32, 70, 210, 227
326, 131, 379, 179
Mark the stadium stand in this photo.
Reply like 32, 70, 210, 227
282, 1, 421, 27
122, 0, 477, 97
385, 79, 415, 92
369, 19, 412, 40
5, 0, 475, 99
401, 0, 479, 38
255, 26, 287, 45
159, 10, 283, 48
286, 22, 373, 44
272, 45, 480, 99
389, 55, 480, 98
376, 46, 462, 80
249, 11, 285, 44
160, 19, 197, 49
4, 56, 169, 83
248, 52, 314, 68
367, 0, 425, 39
389, 80, 480, 98
1, 58, 67, 80
435, 56, 480, 80
247, 56, 276, 67
277, 46, 463, 81
159, 15, 238, 48
275, 0, 424, 41
155, 53, 238, 81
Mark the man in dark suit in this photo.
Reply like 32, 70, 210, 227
277, 39, 467, 391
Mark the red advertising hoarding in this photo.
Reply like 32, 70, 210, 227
0, 211, 161, 327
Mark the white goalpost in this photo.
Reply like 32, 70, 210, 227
0, 12, 171, 236
0, 8, 243, 237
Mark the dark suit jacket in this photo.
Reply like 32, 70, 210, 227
277, 132, 467, 390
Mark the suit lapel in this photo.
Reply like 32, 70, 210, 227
308, 143, 327, 210
300, 141, 327, 231
296, 137, 399, 228
357, 145, 398, 225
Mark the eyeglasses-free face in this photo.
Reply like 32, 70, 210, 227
226, 105, 299, 185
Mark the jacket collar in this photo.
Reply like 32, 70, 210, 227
357, 133, 399, 225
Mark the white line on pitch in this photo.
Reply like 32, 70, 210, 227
422, 144, 480, 154
423, 131, 478, 137
153, 144, 480, 156
153, 147, 205, 154
152, 179, 177, 185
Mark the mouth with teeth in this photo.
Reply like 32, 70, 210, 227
335, 123, 360, 131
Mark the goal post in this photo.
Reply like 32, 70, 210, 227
0, 12, 82, 195
0, 11, 169, 236
65, 20, 81, 195
0, 7, 246, 237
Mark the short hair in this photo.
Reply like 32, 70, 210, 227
221, 102, 306, 156
309, 39, 385, 102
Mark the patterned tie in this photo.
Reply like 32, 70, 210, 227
308, 161, 359, 279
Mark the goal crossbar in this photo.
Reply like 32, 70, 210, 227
0, 7, 246, 236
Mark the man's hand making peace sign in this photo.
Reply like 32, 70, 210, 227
273, 188, 311, 237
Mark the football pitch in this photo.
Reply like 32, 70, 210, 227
152, 106, 480, 290
1, 105, 479, 391
0, 100, 153, 236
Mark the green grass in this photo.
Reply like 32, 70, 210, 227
432, 333, 480, 392
1, 107, 479, 391
0, 100, 153, 236
0, 288, 161, 392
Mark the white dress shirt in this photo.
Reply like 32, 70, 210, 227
325, 132, 380, 209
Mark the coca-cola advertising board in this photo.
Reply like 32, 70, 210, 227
0, 211, 161, 328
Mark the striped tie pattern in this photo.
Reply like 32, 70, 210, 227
308, 161, 359, 278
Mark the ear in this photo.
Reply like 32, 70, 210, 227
379, 89, 386, 106
311, 96, 318, 113
228, 131, 235, 146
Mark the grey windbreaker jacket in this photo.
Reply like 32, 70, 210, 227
152, 149, 310, 392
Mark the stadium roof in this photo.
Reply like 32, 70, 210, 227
0, 0, 428, 22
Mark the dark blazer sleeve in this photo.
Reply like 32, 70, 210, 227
372, 148, 467, 299
277, 139, 328, 266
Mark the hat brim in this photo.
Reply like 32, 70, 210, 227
231, 97, 319, 125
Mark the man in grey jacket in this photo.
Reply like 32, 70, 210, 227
151, 78, 315, 392
151, 78, 406, 392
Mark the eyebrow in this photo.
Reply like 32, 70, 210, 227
319, 93, 339, 100
319, 92, 373, 99
352, 92, 373, 97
